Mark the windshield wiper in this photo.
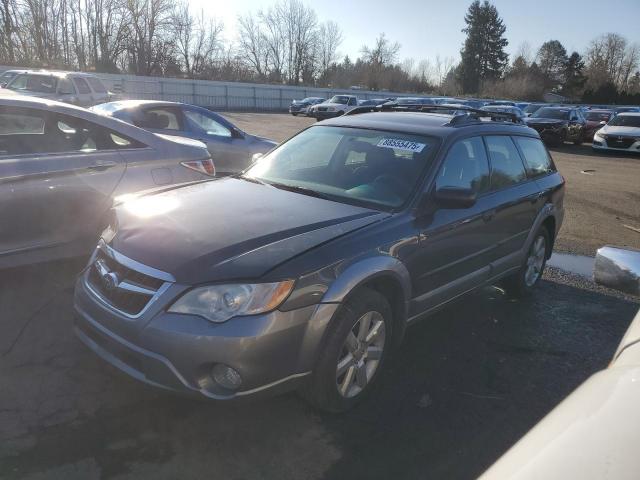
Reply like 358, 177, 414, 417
266, 181, 331, 200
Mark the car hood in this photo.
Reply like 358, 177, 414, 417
108, 178, 386, 284
599, 125, 640, 136
525, 118, 566, 126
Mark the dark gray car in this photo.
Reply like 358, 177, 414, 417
0, 96, 214, 268
92, 101, 277, 175
74, 107, 565, 412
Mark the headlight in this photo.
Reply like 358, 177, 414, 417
168, 280, 295, 323
594, 131, 604, 141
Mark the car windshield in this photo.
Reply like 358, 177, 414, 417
7, 74, 58, 93
608, 115, 640, 127
532, 108, 569, 120
329, 96, 350, 104
585, 111, 612, 121
244, 126, 437, 209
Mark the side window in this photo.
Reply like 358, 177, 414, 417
136, 108, 182, 131
86, 77, 107, 93
58, 78, 76, 95
72, 78, 91, 94
513, 137, 554, 178
0, 107, 47, 155
47, 113, 146, 153
348, 98, 357, 106
435, 136, 490, 194
485, 135, 527, 190
184, 110, 231, 137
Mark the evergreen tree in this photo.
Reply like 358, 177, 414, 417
459, 0, 509, 94
563, 52, 586, 99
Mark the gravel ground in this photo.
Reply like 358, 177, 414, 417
221, 112, 640, 256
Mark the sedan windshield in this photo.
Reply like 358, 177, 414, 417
532, 108, 569, 120
244, 126, 438, 209
329, 96, 350, 104
608, 115, 640, 128
7, 74, 58, 93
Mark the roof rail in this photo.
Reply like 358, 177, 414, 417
344, 102, 523, 125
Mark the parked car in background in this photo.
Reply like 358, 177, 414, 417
358, 98, 390, 107
92, 100, 277, 175
0, 96, 214, 269
486, 100, 516, 106
0, 69, 26, 88
289, 97, 324, 116
612, 106, 640, 115
4, 70, 111, 106
516, 102, 531, 111
395, 97, 438, 107
592, 112, 640, 153
73, 106, 564, 412
460, 99, 488, 109
481, 105, 525, 122
308, 95, 359, 120
583, 109, 614, 141
525, 106, 587, 146
523, 103, 546, 117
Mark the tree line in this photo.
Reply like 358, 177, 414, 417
0, 0, 638, 102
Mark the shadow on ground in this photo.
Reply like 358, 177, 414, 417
0, 261, 638, 480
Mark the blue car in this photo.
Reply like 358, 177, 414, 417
92, 100, 277, 175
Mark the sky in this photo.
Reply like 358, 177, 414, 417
190, 0, 640, 64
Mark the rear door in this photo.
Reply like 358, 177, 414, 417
482, 135, 541, 276
0, 107, 128, 259
71, 77, 94, 106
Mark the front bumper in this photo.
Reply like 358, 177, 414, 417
314, 110, 342, 120
592, 135, 640, 152
529, 126, 564, 143
74, 269, 339, 400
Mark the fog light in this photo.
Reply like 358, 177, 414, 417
212, 364, 242, 390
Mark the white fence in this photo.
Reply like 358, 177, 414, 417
0, 66, 415, 111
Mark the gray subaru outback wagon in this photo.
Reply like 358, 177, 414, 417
74, 105, 565, 412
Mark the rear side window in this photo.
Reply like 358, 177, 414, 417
513, 137, 554, 177
136, 108, 181, 131
436, 136, 490, 194
485, 136, 527, 190
86, 77, 107, 93
73, 77, 91, 94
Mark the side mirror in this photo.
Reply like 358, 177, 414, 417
251, 152, 264, 163
594, 246, 640, 296
231, 127, 245, 139
433, 187, 477, 209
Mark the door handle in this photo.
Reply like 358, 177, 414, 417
87, 160, 117, 171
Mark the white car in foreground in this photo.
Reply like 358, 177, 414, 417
480, 246, 640, 480
592, 112, 640, 152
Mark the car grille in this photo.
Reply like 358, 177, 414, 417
605, 136, 635, 149
86, 249, 166, 316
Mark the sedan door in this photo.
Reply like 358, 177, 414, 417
0, 107, 127, 265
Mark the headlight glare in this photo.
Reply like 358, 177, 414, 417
168, 280, 294, 323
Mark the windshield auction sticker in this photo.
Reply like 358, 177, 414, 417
377, 138, 427, 153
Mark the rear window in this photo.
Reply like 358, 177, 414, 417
485, 136, 527, 189
7, 74, 58, 93
513, 137, 554, 177
73, 77, 91, 94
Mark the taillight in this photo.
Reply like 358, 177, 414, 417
181, 158, 216, 177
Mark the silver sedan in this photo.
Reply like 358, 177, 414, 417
0, 96, 214, 268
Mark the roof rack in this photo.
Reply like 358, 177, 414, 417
344, 102, 523, 125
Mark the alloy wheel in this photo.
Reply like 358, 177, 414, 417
524, 235, 546, 287
335, 311, 386, 398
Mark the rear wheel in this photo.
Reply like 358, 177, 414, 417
291, 112, 298, 116
502, 228, 550, 297
301, 288, 391, 412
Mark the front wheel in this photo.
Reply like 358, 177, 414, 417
301, 288, 391, 412
502, 228, 550, 297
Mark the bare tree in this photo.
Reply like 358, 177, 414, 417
316, 20, 342, 79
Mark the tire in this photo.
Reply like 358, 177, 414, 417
502, 227, 550, 298
301, 288, 392, 412
573, 130, 584, 145
291, 113, 298, 116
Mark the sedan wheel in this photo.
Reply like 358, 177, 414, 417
336, 311, 386, 398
